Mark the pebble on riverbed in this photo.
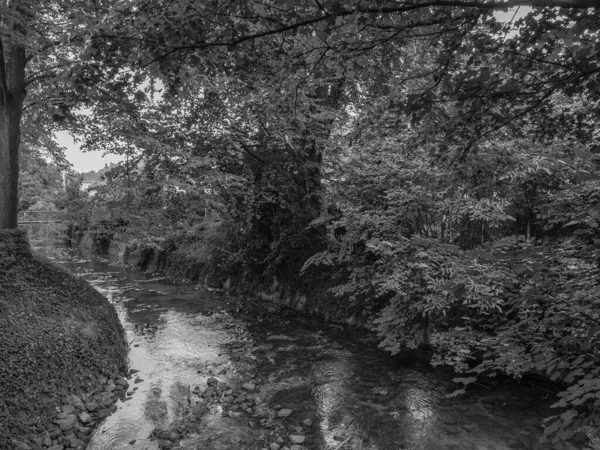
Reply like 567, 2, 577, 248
146, 337, 318, 450
15, 374, 132, 450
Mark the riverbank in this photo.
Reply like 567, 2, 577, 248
0, 230, 128, 450
114, 234, 600, 449
28, 246, 587, 450
121, 237, 360, 325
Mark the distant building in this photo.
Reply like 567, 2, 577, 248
80, 171, 101, 190
80, 163, 118, 196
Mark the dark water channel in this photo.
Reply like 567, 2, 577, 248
36, 246, 581, 450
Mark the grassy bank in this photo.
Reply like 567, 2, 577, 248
0, 229, 128, 449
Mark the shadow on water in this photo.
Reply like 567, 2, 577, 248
33, 246, 583, 450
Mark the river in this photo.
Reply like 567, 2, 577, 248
35, 245, 580, 450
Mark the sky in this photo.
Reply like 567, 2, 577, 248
55, 130, 123, 173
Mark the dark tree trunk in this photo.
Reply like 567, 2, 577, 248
0, 42, 26, 230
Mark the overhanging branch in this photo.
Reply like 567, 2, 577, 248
109, 0, 595, 69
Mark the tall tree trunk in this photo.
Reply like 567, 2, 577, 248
0, 42, 26, 230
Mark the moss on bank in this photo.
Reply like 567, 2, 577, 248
123, 236, 371, 325
0, 229, 128, 449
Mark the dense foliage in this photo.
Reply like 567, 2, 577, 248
304, 129, 600, 440
5, 0, 600, 444
18, 156, 64, 212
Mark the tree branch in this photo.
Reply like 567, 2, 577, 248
114, 0, 595, 70
239, 142, 267, 164
367, 0, 598, 12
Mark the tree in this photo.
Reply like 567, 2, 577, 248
1, 0, 598, 230
0, 2, 27, 228
33, 0, 597, 438
0, 0, 130, 229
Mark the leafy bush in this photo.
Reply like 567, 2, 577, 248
302, 135, 600, 443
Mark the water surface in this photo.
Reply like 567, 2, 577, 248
37, 246, 581, 450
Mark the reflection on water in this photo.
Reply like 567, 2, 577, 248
34, 246, 578, 450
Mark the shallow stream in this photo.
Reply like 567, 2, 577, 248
36, 246, 581, 450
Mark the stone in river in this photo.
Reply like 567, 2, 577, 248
444, 425, 461, 435
61, 405, 75, 414
78, 412, 92, 424
115, 377, 129, 387
289, 435, 305, 444
13, 442, 30, 450
85, 402, 98, 412
303, 418, 313, 427
158, 430, 180, 441
269, 443, 280, 450
42, 433, 52, 447
134, 377, 144, 384
156, 439, 173, 450
277, 409, 292, 418
96, 408, 112, 419
65, 394, 85, 410
75, 423, 92, 435
49, 428, 63, 439
207, 377, 219, 386
54, 414, 76, 431
242, 382, 256, 391
64, 435, 85, 449
461, 423, 479, 432
98, 392, 115, 407
48, 446, 64, 450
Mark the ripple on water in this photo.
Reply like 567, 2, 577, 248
40, 248, 575, 450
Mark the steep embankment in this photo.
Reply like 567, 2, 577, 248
0, 230, 128, 449
123, 237, 362, 324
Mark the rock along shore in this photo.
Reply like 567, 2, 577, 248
0, 230, 128, 450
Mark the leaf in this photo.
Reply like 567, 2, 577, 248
453, 377, 477, 385
445, 388, 466, 398
449, 283, 466, 299
559, 409, 578, 425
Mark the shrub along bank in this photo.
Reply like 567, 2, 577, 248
0, 229, 128, 449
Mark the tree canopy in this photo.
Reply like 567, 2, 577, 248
3, 0, 600, 444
